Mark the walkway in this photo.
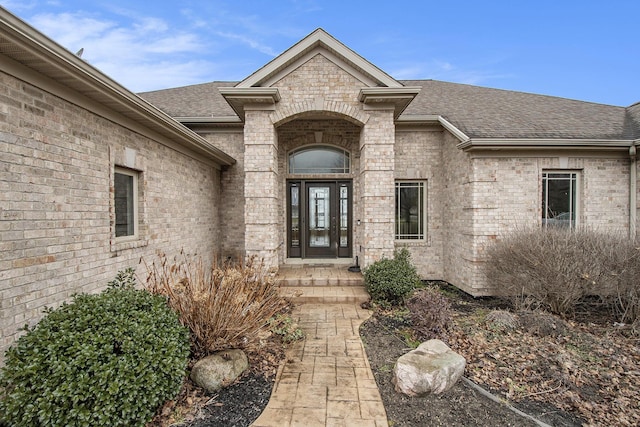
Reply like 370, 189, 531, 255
252, 265, 388, 426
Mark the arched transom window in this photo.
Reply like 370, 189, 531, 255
288, 146, 350, 174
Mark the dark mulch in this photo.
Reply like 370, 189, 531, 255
182, 373, 273, 427
361, 313, 543, 427
154, 282, 608, 426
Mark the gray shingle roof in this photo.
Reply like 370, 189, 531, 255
624, 102, 640, 139
400, 80, 628, 140
139, 80, 638, 140
139, 81, 237, 118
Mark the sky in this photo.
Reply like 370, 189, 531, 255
2, 0, 639, 106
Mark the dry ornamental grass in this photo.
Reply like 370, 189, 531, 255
142, 252, 289, 357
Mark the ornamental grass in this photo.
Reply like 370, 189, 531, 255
143, 252, 289, 357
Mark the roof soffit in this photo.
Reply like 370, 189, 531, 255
237, 28, 402, 89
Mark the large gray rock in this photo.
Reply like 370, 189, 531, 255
393, 339, 466, 396
190, 349, 249, 393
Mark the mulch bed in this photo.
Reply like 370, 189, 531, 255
150, 284, 640, 426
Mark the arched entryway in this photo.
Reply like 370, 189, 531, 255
277, 117, 361, 260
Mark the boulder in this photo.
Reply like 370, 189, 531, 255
190, 349, 249, 393
393, 339, 466, 396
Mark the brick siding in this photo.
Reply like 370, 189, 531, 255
0, 71, 223, 362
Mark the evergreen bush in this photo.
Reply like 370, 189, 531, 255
0, 271, 190, 427
363, 248, 421, 305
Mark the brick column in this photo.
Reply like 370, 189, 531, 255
244, 108, 279, 268
359, 108, 396, 266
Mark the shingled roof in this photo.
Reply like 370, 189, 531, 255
401, 80, 630, 139
138, 80, 638, 141
625, 102, 640, 139
139, 81, 237, 119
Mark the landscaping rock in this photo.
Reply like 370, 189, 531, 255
393, 339, 466, 396
190, 349, 249, 393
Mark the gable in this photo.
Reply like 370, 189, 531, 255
238, 28, 402, 89
272, 53, 369, 103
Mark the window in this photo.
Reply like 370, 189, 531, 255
114, 167, 138, 238
289, 146, 350, 174
542, 172, 577, 228
395, 181, 426, 240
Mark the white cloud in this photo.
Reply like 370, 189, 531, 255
1, 0, 38, 14
95, 59, 220, 92
390, 59, 513, 86
215, 31, 279, 57
24, 10, 218, 91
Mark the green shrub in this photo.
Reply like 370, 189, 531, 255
0, 272, 190, 427
364, 248, 421, 305
486, 227, 640, 321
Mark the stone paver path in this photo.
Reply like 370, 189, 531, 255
252, 303, 388, 427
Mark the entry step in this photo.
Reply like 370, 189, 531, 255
276, 266, 364, 287
279, 286, 370, 305
277, 276, 364, 287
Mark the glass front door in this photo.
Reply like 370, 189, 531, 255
287, 180, 351, 258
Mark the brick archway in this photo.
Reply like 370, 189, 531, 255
271, 99, 368, 127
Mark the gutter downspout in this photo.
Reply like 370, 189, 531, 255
630, 145, 637, 239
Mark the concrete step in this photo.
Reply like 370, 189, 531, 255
277, 276, 364, 287
279, 285, 370, 305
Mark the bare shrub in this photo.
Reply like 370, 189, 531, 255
142, 252, 289, 357
595, 237, 640, 325
518, 310, 568, 337
485, 310, 520, 331
406, 287, 453, 340
486, 226, 640, 321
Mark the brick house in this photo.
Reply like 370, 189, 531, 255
1, 9, 639, 357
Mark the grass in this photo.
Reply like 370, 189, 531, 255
142, 252, 290, 357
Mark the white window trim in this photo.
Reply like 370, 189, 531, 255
114, 166, 139, 242
542, 170, 580, 229
394, 180, 427, 241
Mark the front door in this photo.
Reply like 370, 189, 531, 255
287, 180, 351, 258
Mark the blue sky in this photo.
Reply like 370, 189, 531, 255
2, 0, 639, 106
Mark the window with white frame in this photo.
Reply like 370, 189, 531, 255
395, 181, 426, 240
114, 167, 138, 238
542, 172, 577, 228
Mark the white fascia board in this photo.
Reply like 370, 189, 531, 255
175, 117, 243, 124
218, 87, 281, 102
438, 116, 470, 143
457, 138, 633, 151
396, 115, 470, 143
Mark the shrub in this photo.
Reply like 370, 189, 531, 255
0, 272, 190, 427
486, 227, 640, 321
143, 253, 289, 357
363, 248, 421, 305
268, 314, 305, 344
406, 287, 453, 340
485, 310, 520, 332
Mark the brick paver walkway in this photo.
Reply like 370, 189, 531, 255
252, 303, 388, 427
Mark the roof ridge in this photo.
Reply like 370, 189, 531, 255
138, 81, 239, 95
